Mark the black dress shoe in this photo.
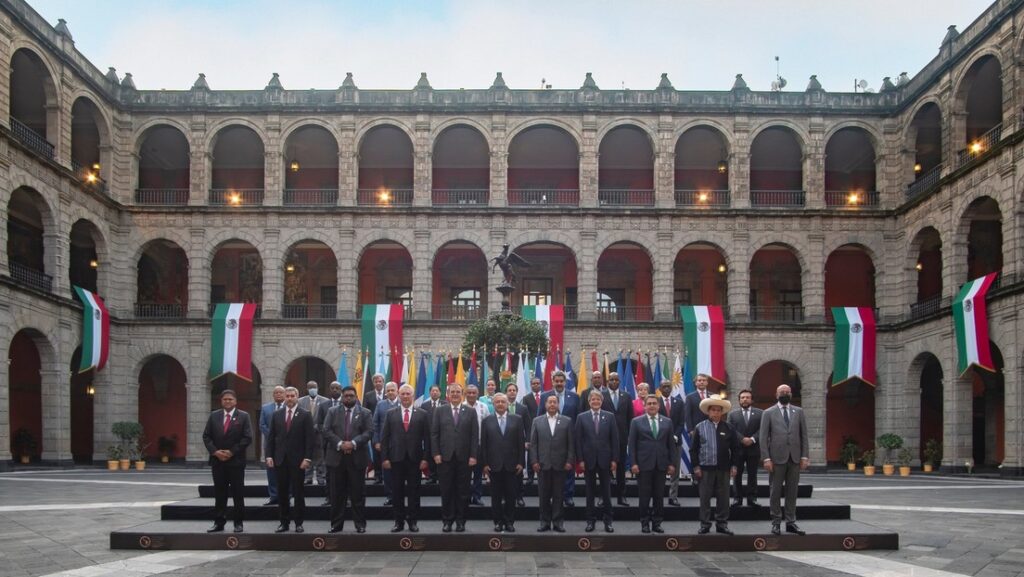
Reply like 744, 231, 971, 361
585, 521, 595, 533
771, 524, 781, 535
748, 499, 761, 507
329, 525, 344, 533
537, 524, 551, 532
494, 523, 504, 532
698, 525, 710, 535
408, 522, 418, 533
355, 525, 366, 533
553, 524, 565, 533
716, 526, 734, 536
262, 499, 278, 506
786, 523, 806, 536
383, 498, 393, 506
617, 498, 629, 507
320, 500, 331, 507
516, 498, 526, 507
391, 522, 404, 533
563, 500, 575, 508
733, 499, 744, 507
604, 522, 614, 533
442, 522, 452, 533
668, 498, 680, 507
294, 525, 304, 533
207, 524, 225, 533
455, 522, 466, 533
505, 523, 516, 533
641, 523, 651, 534
233, 523, 244, 533
652, 524, 664, 534
275, 523, 289, 533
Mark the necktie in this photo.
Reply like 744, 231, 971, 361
223, 412, 230, 434
310, 399, 317, 419
332, 399, 338, 408
665, 397, 671, 413
535, 393, 540, 408
453, 407, 460, 426
593, 412, 600, 434
285, 408, 293, 432
344, 408, 352, 441
558, 394, 564, 412
403, 408, 410, 432
510, 404, 516, 415
612, 392, 618, 409
499, 415, 506, 435
744, 409, 749, 424
783, 407, 790, 426
650, 417, 658, 438
700, 390, 706, 400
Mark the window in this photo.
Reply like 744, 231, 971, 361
597, 289, 625, 320
450, 288, 481, 319
674, 289, 692, 307
385, 287, 412, 307
522, 278, 552, 305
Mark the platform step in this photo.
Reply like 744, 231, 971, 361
111, 519, 897, 552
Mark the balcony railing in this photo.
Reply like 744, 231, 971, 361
905, 164, 943, 202
9, 116, 54, 160
511, 305, 578, 320
432, 304, 486, 320
282, 303, 338, 319
956, 123, 1003, 169
283, 188, 338, 206
209, 189, 264, 206
909, 296, 942, 320
750, 305, 804, 323
136, 188, 189, 205
357, 188, 413, 206
134, 303, 185, 319
750, 190, 805, 208
507, 189, 580, 207
70, 159, 107, 194
824, 190, 880, 208
675, 189, 730, 207
357, 303, 413, 319
596, 305, 654, 322
208, 303, 262, 318
9, 262, 53, 293
598, 189, 655, 206
431, 189, 489, 206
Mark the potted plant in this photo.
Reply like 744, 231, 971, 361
105, 445, 122, 471
158, 435, 178, 463
861, 449, 876, 476
134, 435, 151, 470
877, 433, 904, 476
12, 428, 37, 464
839, 436, 860, 471
898, 447, 914, 476
922, 439, 942, 473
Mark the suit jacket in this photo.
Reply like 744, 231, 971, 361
322, 404, 372, 469
479, 412, 525, 472
627, 413, 679, 472
759, 404, 809, 465
658, 394, 686, 438
576, 387, 606, 416
540, 390, 580, 421
202, 408, 253, 467
523, 390, 543, 416
602, 389, 634, 448
684, 390, 710, 433
727, 406, 764, 458
259, 401, 282, 459
316, 397, 343, 433
509, 401, 533, 439
529, 413, 575, 470
362, 388, 383, 415
431, 403, 479, 462
380, 405, 430, 463
574, 409, 619, 469
297, 394, 330, 431
265, 406, 315, 466
372, 397, 398, 445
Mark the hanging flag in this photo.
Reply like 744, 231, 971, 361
467, 348, 479, 388
644, 351, 655, 386
337, 350, 351, 387
209, 302, 258, 381
415, 352, 428, 406
576, 349, 588, 393
352, 349, 364, 397
436, 353, 447, 396
679, 305, 727, 385
455, 352, 466, 386
953, 272, 999, 376
533, 349, 545, 389
831, 307, 877, 387
516, 350, 529, 394
521, 305, 564, 356
73, 286, 110, 374
362, 303, 403, 383
543, 347, 556, 391
406, 348, 417, 388
620, 352, 636, 397
564, 350, 577, 392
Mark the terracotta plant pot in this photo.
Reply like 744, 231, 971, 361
135, 460, 146, 471
863, 466, 876, 476
847, 462, 856, 471
19, 455, 30, 464
118, 459, 130, 470
106, 460, 119, 471
899, 466, 911, 477
923, 464, 933, 473
160, 455, 169, 463
882, 464, 895, 475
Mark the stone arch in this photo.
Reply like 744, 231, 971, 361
130, 233, 192, 272
206, 231, 269, 264
203, 118, 270, 151
280, 117, 343, 145
747, 119, 811, 149
748, 357, 806, 407
355, 118, 417, 151
678, 239, 735, 273
8, 40, 61, 97
129, 347, 192, 388
748, 239, 809, 275
353, 233, 417, 268
509, 231, 581, 263
822, 120, 883, 150
595, 118, 658, 148
132, 118, 193, 154
428, 230, 493, 257
674, 120, 736, 154
6, 184, 57, 232
951, 50, 1004, 106
430, 118, 495, 149
278, 350, 338, 387
593, 235, 657, 263
820, 236, 882, 266
505, 118, 583, 150
68, 217, 108, 294
430, 237, 488, 269
902, 96, 946, 144
278, 230, 340, 270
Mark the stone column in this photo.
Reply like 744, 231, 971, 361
579, 115, 598, 208
803, 342, 828, 466
338, 116, 357, 206
654, 151, 675, 209
577, 230, 597, 320
261, 228, 281, 318
40, 362, 70, 463
189, 151, 209, 206
187, 227, 208, 318
802, 233, 825, 323
1001, 318, 1022, 476
653, 230, 674, 320
0, 328, 10, 464
728, 227, 750, 321
943, 345, 972, 472
413, 116, 431, 207
411, 229, 432, 319
186, 338, 210, 463
263, 150, 282, 206
490, 114, 507, 208
337, 225, 356, 319
804, 151, 825, 210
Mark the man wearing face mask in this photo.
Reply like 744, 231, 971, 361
297, 380, 329, 486
759, 384, 810, 536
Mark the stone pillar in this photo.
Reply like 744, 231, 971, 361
0, 326, 10, 464
184, 341, 210, 463
728, 227, 751, 321
89, 347, 119, 461
338, 116, 356, 206
946, 111, 967, 170
732, 117, 750, 209
653, 230, 674, 320
261, 228, 281, 318
413, 116, 431, 207
804, 151, 825, 210
188, 227, 208, 318
411, 229, 431, 319
577, 230, 597, 320
40, 362, 70, 463
490, 114, 507, 208
45, 225, 68, 299
803, 342, 828, 466
337, 225, 356, 319
654, 151, 675, 209
579, 115, 598, 208
263, 150, 282, 206
802, 233, 825, 323
1001, 319, 1022, 476
189, 151, 209, 206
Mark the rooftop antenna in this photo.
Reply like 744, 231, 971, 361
770, 56, 787, 91
853, 78, 874, 93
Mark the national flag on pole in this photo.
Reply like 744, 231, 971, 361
516, 350, 529, 394
352, 349, 365, 397
500, 350, 515, 391
467, 348, 479, 387
634, 350, 645, 388
436, 354, 447, 396
576, 349, 588, 393
446, 353, 456, 386
603, 352, 610, 381
673, 351, 686, 398
953, 272, 999, 376
72, 286, 109, 374
455, 352, 466, 386
533, 350, 545, 388
406, 348, 417, 387
652, 353, 662, 391
831, 307, 877, 386
337, 351, 351, 387
209, 302, 257, 381
644, 351, 655, 386
591, 350, 599, 379
480, 346, 489, 390
678, 351, 694, 477
564, 351, 577, 392
521, 305, 564, 355
543, 348, 556, 391
415, 353, 428, 405
361, 304, 403, 384
620, 352, 636, 397
679, 305, 727, 385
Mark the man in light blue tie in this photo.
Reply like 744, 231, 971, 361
480, 393, 525, 532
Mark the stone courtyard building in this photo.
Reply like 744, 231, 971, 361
0, 0, 1020, 474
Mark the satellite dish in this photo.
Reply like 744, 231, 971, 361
771, 80, 781, 91
864, 88, 875, 93
778, 77, 787, 89
857, 79, 868, 89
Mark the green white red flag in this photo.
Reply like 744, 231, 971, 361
831, 307, 876, 386
521, 305, 563, 354
209, 303, 258, 381
361, 304, 404, 381
953, 272, 998, 376
678, 305, 726, 385
73, 286, 109, 373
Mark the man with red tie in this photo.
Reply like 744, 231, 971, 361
265, 386, 315, 533
202, 389, 253, 533
380, 384, 430, 532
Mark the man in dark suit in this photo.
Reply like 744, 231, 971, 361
380, 384, 430, 532
265, 386, 315, 533
202, 389, 253, 533
420, 384, 444, 484
760, 384, 810, 536
577, 371, 605, 415
521, 376, 544, 487
540, 370, 580, 508
373, 382, 399, 505
258, 386, 285, 506
480, 393, 525, 533
727, 388, 763, 507
575, 389, 618, 533
430, 383, 478, 533
362, 373, 385, 483
658, 380, 686, 506
530, 394, 575, 533
505, 382, 532, 507
317, 381, 344, 505
297, 380, 330, 486
628, 395, 679, 534
602, 372, 633, 505
323, 385, 372, 533
684, 373, 712, 435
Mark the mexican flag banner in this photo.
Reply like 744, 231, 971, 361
210, 303, 258, 381
678, 305, 726, 385
361, 304, 404, 380
953, 272, 998, 376
521, 305, 564, 354
73, 286, 109, 373
831, 307, 876, 386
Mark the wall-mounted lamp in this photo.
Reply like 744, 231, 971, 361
89, 259, 99, 269
915, 262, 923, 271
717, 264, 726, 273
289, 160, 300, 172
913, 162, 922, 174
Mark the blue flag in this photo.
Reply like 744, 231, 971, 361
652, 353, 662, 391
337, 351, 350, 387
621, 353, 636, 397
564, 351, 577, 392
644, 352, 655, 386
682, 352, 696, 396
415, 353, 428, 405
533, 350, 544, 384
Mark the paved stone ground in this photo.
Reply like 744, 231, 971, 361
0, 468, 1021, 576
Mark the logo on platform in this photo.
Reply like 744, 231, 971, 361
577, 538, 591, 551
665, 537, 679, 551
312, 537, 326, 550
225, 536, 239, 549
851, 323, 862, 334
698, 321, 709, 332
842, 536, 856, 550
488, 538, 502, 551
377, 320, 388, 330
227, 319, 237, 330
138, 536, 152, 549
753, 537, 767, 550
399, 537, 413, 550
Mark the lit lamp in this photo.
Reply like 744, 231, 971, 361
86, 172, 97, 183
913, 162, 922, 174
89, 259, 98, 269
289, 160, 300, 172
847, 192, 860, 205
970, 141, 984, 154
717, 159, 728, 174
915, 262, 923, 271
91, 162, 101, 171
697, 192, 709, 203
228, 191, 242, 206
285, 263, 295, 273
86, 385, 96, 396
378, 188, 391, 204
717, 264, 726, 273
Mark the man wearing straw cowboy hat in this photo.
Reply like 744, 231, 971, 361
690, 394, 741, 535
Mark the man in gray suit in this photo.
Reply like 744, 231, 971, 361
759, 384, 810, 536
529, 394, 575, 533
297, 380, 330, 485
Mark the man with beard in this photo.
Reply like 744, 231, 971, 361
628, 395, 678, 534
363, 373, 386, 483
373, 381, 399, 505
727, 389, 763, 507
323, 385, 371, 533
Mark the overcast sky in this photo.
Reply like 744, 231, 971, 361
30, 0, 993, 92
